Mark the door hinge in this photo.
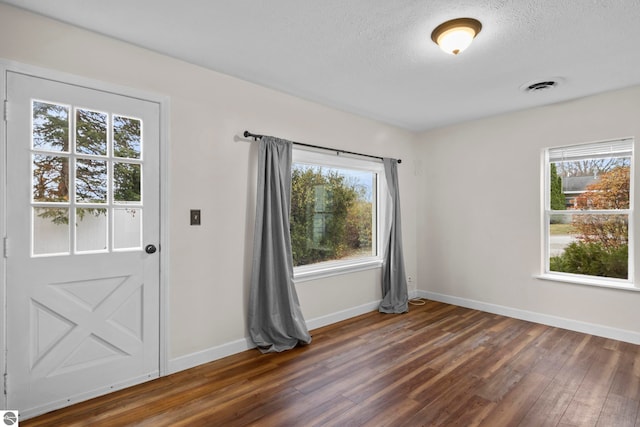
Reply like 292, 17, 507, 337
3, 100, 7, 121
3, 237, 8, 258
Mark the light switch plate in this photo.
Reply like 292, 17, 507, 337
190, 209, 201, 226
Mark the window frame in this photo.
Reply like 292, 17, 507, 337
291, 148, 387, 282
540, 138, 635, 289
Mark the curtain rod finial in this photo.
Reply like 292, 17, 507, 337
244, 130, 262, 141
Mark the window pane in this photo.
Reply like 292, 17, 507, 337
76, 208, 107, 252
291, 164, 375, 266
114, 208, 141, 250
33, 207, 69, 255
76, 108, 107, 155
33, 154, 69, 202
32, 101, 69, 152
549, 213, 628, 280
113, 116, 141, 159
548, 213, 579, 258
113, 162, 141, 203
76, 158, 107, 203
552, 157, 630, 210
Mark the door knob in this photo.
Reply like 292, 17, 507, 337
145, 244, 157, 254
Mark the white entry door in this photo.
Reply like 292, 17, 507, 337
5, 71, 161, 417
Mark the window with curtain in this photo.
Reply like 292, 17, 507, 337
543, 138, 634, 285
291, 149, 386, 279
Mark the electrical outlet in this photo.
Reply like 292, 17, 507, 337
407, 276, 416, 293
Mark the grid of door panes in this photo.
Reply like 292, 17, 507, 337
31, 100, 143, 256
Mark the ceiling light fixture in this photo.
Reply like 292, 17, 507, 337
431, 18, 482, 55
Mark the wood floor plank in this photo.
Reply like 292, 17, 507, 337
408, 344, 489, 401
519, 331, 604, 427
609, 344, 640, 399
559, 344, 620, 426
255, 394, 357, 427
437, 394, 497, 427
401, 374, 487, 426
595, 342, 640, 427
478, 371, 552, 426
21, 300, 640, 427
518, 380, 577, 427
596, 394, 639, 427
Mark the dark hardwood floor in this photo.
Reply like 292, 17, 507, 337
23, 300, 640, 426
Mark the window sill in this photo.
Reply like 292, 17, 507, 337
294, 259, 382, 283
535, 273, 639, 292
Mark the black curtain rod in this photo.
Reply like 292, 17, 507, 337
243, 131, 401, 164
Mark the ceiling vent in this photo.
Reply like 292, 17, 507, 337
526, 81, 556, 91
520, 78, 563, 93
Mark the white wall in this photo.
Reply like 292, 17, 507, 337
7, 1, 636, 371
416, 86, 640, 339
0, 4, 418, 363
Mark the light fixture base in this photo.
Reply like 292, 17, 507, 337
431, 18, 482, 55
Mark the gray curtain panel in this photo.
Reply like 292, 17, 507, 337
379, 158, 409, 313
248, 136, 312, 353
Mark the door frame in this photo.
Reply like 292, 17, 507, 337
0, 59, 171, 409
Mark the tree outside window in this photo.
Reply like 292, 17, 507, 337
546, 139, 633, 281
291, 155, 379, 268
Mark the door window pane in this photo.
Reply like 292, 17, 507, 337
76, 208, 108, 252
33, 154, 69, 202
33, 207, 70, 255
76, 159, 107, 203
32, 101, 69, 152
76, 108, 107, 156
114, 208, 141, 250
113, 116, 141, 159
114, 163, 141, 203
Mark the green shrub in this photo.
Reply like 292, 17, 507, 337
550, 242, 627, 279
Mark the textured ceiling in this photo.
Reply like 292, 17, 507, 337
3, 0, 640, 131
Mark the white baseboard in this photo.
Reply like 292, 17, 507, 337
305, 300, 381, 331
168, 299, 386, 374
417, 290, 640, 345
168, 338, 255, 375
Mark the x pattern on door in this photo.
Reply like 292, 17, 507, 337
30, 274, 143, 379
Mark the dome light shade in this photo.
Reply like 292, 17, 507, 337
431, 18, 482, 55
